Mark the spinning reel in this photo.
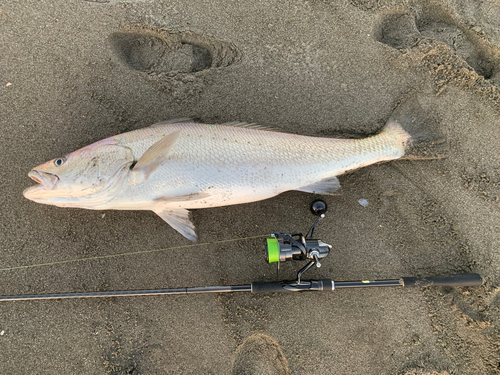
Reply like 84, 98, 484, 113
265, 200, 331, 284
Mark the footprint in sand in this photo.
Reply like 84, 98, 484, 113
232, 333, 290, 375
110, 31, 212, 74
109, 25, 241, 102
416, 16, 495, 79
373, 8, 500, 82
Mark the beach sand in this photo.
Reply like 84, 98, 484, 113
1, 0, 499, 373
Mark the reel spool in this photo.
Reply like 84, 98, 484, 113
264, 200, 332, 284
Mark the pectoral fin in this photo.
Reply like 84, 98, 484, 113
155, 208, 197, 242
132, 130, 181, 180
296, 177, 341, 195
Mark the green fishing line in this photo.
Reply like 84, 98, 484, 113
0, 234, 269, 272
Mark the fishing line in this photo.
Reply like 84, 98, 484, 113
0, 200, 484, 301
0, 234, 269, 273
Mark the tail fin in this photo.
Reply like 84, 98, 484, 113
389, 97, 448, 160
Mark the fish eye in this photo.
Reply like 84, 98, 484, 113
54, 157, 67, 167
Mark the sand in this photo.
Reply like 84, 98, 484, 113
1, 0, 500, 373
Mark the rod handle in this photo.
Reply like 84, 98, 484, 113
402, 273, 483, 288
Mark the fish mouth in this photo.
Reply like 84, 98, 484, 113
24, 170, 60, 198
28, 170, 59, 188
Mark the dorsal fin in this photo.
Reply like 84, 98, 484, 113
147, 118, 195, 129
148, 119, 275, 131
219, 121, 275, 131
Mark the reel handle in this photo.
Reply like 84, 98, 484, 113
310, 199, 327, 216
402, 273, 483, 288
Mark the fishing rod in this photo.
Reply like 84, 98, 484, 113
0, 200, 482, 302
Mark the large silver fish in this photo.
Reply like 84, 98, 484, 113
23, 118, 436, 241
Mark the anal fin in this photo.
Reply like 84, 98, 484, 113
296, 177, 341, 195
155, 208, 197, 242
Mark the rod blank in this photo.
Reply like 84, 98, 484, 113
0, 285, 251, 302
0, 273, 482, 301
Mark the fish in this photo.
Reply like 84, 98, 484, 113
23, 116, 443, 241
